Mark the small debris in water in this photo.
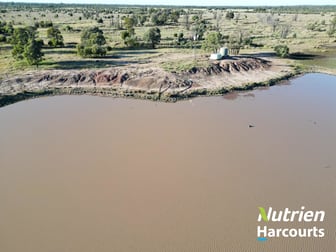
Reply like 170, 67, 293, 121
248, 124, 255, 128
308, 119, 318, 125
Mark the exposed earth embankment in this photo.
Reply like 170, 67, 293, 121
0, 57, 296, 107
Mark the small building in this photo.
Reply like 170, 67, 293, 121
209, 53, 222, 60
220, 47, 229, 57
209, 47, 229, 60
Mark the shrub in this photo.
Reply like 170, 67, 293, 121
0, 34, 6, 42
226, 11, 234, 20
274, 45, 289, 58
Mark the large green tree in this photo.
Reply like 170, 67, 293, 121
11, 26, 44, 66
144, 27, 161, 49
47, 27, 64, 47
23, 38, 44, 66
202, 32, 223, 53
77, 27, 106, 57
11, 26, 36, 60
121, 16, 137, 48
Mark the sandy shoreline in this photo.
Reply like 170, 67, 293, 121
0, 56, 328, 107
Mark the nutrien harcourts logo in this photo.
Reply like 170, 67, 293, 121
257, 206, 325, 242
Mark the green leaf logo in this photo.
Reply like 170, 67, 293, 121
258, 207, 269, 222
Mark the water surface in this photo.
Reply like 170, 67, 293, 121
0, 73, 335, 252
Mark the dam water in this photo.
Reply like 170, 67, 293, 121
0, 73, 335, 251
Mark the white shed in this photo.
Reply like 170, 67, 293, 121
209, 53, 222, 60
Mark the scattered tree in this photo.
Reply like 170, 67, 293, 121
202, 32, 223, 53
280, 24, 290, 39
0, 21, 14, 40
47, 27, 64, 47
214, 10, 223, 31
234, 13, 240, 23
184, 11, 190, 30
170, 10, 180, 23
327, 16, 336, 37
191, 18, 207, 40
11, 26, 36, 60
174, 32, 186, 46
123, 16, 136, 31
144, 27, 161, 49
11, 26, 44, 66
121, 30, 137, 47
151, 11, 168, 26
150, 9, 179, 26
266, 15, 279, 33
121, 16, 137, 48
23, 38, 44, 66
307, 21, 320, 31
226, 11, 234, 20
115, 14, 121, 29
228, 33, 243, 55
274, 44, 289, 58
137, 15, 147, 26
77, 27, 106, 57
292, 13, 298, 21
34, 20, 53, 28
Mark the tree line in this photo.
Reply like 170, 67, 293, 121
5, 21, 162, 66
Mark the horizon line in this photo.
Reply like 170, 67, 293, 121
1, 1, 336, 7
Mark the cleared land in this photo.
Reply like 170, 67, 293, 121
0, 4, 336, 106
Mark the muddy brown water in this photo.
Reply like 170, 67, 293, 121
0, 73, 335, 252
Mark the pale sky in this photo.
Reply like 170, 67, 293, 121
2, 0, 336, 6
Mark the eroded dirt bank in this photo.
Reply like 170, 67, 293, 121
0, 57, 296, 107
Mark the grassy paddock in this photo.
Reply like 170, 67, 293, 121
0, 3, 336, 76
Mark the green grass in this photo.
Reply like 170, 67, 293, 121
1, 5, 336, 76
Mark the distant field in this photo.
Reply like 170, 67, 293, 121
0, 3, 336, 76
